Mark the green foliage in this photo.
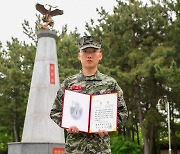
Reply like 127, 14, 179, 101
87, 0, 180, 152
0, 131, 11, 151
110, 133, 142, 154
56, 33, 81, 81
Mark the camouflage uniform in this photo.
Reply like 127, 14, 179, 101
50, 70, 128, 154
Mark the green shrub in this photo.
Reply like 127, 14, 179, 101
110, 133, 142, 154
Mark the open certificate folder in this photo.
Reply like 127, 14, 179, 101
61, 89, 118, 133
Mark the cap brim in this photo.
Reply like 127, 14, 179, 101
80, 44, 100, 50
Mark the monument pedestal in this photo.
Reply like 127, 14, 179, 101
8, 30, 65, 154
8, 142, 65, 154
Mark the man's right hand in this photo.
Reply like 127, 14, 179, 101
67, 126, 79, 133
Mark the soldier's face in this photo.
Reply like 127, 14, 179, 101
78, 48, 102, 69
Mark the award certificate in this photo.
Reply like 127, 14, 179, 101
61, 89, 118, 133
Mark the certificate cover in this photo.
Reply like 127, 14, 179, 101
61, 89, 118, 133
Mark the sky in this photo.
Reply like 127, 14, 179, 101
0, 0, 118, 48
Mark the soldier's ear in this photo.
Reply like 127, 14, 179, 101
99, 52, 103, 60
78, 52, 81, 60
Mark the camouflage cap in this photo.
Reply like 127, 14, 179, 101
79, 36, 101, 50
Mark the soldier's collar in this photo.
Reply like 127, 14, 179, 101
78, 70, 102, 81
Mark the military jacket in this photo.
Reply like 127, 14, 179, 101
50, 70, 128, 154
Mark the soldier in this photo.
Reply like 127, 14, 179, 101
50, 36, 128, 154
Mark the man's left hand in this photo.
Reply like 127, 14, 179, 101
98, 130, 108, 137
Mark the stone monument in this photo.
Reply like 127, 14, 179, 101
8, 3, 65, 154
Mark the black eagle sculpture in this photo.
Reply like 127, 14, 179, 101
35, 3, 63, 30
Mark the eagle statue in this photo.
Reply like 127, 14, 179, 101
35, 3, 63, 30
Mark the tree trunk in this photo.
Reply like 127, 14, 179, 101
134, 77, 149, 154
136, 123, 140, 145
149, 123, 157, 154
132, 126, 134, 141
136, 100, 149, 154
13, 112, 20, 142
125, 127, 131, 140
